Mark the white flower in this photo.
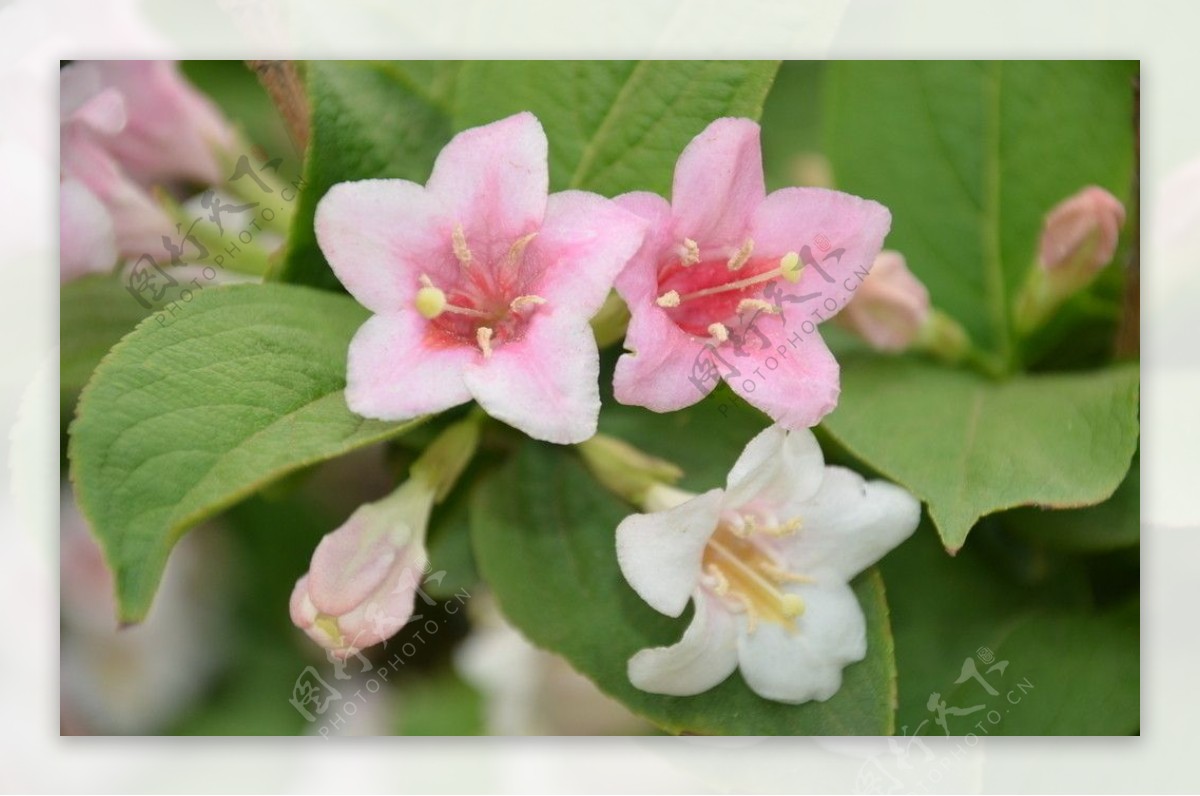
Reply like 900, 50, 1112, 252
616, 425, 920, 705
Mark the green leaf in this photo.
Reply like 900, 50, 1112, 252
822, 357, 1140, 551
1001, 451, 1139, 553
60, 274, 192, 401
68, 283, 422, 623
395, 674, 484, 736
881, 527, 1135, 735
278, 61, 463, 289
825, 61, 1135, 361
922, 604, 1138, 736
280, 60, 779, 289
470, 441, 897, 735
454, 61, 780, 195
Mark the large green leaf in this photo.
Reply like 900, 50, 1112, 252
825, 61, 1135, 361
822, 357, 1140, 551
278, 61, 463, 288
454, 61, 780, 195
61, 274, 162, 400
470, 441, 897, 735
281, 60, 779, 289
68, 283, 422, 622
881, 527, 1136, 735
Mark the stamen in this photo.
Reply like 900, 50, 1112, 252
673, 251, 803, 304
762, 561, 812, 584
452, 224, 473, 267
656, 290, 681, 308
419, 274, 435, 288
737, 298, 779, 315
727, 238, 754, 271
510, 294, 546, 313
707, 322, 729, 343
476, 326, 494, 358
505, 232, 538, 269
681, 238, 701, 267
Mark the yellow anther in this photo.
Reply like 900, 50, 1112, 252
681, 238, 701, 266
510, 294, 546, 313
656, 290, 681, 308
780, 251, 802, 283
452, 224, 473, 267
415, 286, 447, 319
727, 238, 754, 271
737, 298, 779, 315
707, 322, 729, 343
779, 593, 805, 619
476, 326, 494, 358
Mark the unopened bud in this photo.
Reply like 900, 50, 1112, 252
839, 251, 931, 352
578, 434, 684, 507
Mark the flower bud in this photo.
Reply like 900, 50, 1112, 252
578, 433, 684, 506
1039, 185, 1126, 276
289, 477, 436, 659
839, 251, 931, 352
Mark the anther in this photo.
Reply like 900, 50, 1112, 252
476, 326, 494, 358
452, 224, 473, 267
708, 322, 729, 343
505, 232, 538, 269
510, 294, 546, 313
737, 298, 779, 315
656, 290, 681, 308
681, 238, 701, 267
727, 238, 754, 271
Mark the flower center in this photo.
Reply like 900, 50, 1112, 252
413, 224, 546, 357
701, 511, 809, 633
654, 237, 802, 338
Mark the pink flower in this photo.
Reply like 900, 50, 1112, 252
838, 250, 931, 352
612, 118, 892, 429
69, 61, 236, 187
316, 113, 646, 444
289, 478, 435, 660
1039, 185, 1126, 275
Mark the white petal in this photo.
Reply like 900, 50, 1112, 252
736, 582, 867, 704
616, 488, 723, 617
724, 426, 825, 510
628, 589, 740, 697
782, 466, 921, 581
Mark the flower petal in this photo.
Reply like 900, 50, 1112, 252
736, 581, 867, 704
463, 314, 599, 444
750, 187, 891, 321
628, 589, 740, 696
725, 315, 841, 429
345, 310, 474, 421
723, 426, 826, 511
315, 179, 448, 314
306, 511, 400, 616
671, 118, 765, 247
616, 488, 723, 617
426, 112, 548, 259
525, 189, 646, 317
60, 178, 117, 282
781, 466, 921, 581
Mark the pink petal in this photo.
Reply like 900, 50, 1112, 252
345, 310, 475, 421
60, 178, 117, 282
463, 313, 600, 444
612, 191, 717, 411
750, 187, 891, 322
315, 179, 450, 314
671, 118, 765, 248
724, 315, 841, 429
613, 298, 716, 412
426, 112, 548, 262
525, 190, 647, 317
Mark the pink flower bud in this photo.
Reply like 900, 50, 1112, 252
1039, 186, 1126, 275
840, 250, 931, 352
289, 479, 436, 659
